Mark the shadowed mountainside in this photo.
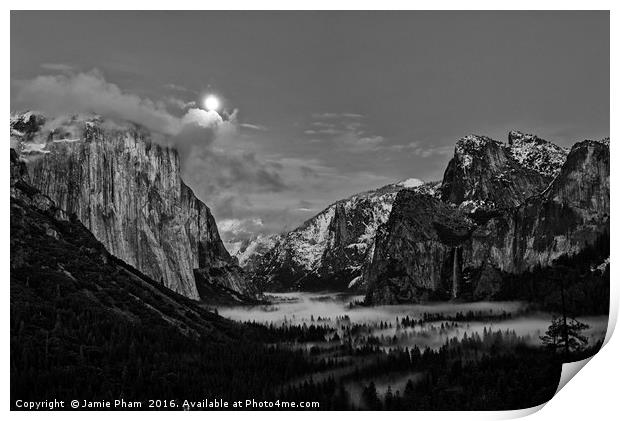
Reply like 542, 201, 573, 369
364, 137, 609, 304
10, 149, 309, 404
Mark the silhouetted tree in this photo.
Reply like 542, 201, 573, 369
541, 316, 589, 355
362, 382, 381, 410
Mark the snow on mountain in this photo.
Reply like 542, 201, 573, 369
441, 131, 568, 213
232, 233, 281, 270
507, 130, 568, 179
248, 179, 440, 291
454, 135, 498, 167
21, 142, 51, 155
365, 137, 609, 304
397, 178, 424, 188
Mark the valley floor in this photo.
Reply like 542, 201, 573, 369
215, 292, 607, 410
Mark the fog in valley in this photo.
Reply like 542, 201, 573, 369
219, 292, 607, 350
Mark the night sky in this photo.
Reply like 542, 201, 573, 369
11, 11, 610, 246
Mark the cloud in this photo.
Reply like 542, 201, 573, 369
240, 123, 268, 131
313, 128, 344, 136
12, 70, 290, 241
300, 165, 319, 178
40, 63, 75, 72
304, 112, 386, 152
296, 199, 316, 212
166, 97, 196, 110
305, 113, 452, 159
11, 70, 441, 245
311, 121, 336, 128
182, 147, 288, 195
212, 193, 303, 243
180, 107, 224, 128
13, 70, 181, 135
218, 217, 264, 236
312, 112, 364, 119
163, 83, 193, 93
387, 141, 453, 157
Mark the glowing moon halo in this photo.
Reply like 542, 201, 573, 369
204, 95, 220, 111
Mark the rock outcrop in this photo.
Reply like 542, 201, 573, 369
10, 113, 254, 301
467, 138, 610, 273
507, 130, 568, 179
363, 191, 474, 303
440, 133, 567, 212
365, 134, 608, 304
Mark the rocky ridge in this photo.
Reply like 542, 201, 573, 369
248, 179, 441, 291
365, 135, 609, 304
440, 132, 567, 212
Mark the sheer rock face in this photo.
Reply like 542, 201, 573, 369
365, 137, 609, 304
250, 180, 440, 292
465, 139, 609, 273
11, 113, 253, 300
10, 148, 68, 223
11, 150, 242, 338
364, 191, 474, 304
440, 134, 566, 212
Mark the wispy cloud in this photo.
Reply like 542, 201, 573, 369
305, 112, 385, 152
166, 97, 197, 110
218, 217, 264, 235
312, 112, 364, 119
305, 113, 453, 158
311, 121, 336, 128
304, 128, 344, 136
40, 63, 75, 72
387, 141, 453, 157
163, 83, 193, 93
240, 123, 268, 131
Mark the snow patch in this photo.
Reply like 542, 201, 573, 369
397, 178, 424, 188
21, 142, 50, 154
52, 138, 82, 143
507, 131, 568, 178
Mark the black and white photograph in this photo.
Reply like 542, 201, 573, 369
8, 8, 611, 412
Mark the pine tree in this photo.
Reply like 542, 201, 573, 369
362, 381, 381, 409
540, 316, 589, 355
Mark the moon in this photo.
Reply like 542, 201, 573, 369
204, 95, 220, 111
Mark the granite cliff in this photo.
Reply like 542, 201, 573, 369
10, 112, 254, 301
365, 134, 609, 304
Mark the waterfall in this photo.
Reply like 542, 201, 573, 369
452, 247, 460, 299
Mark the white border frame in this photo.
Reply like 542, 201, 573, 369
3, 2, 616, 419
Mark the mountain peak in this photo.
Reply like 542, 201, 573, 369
454, 135, 503, 170
506, 130, 568, 179
442, 132, 557, 211
507, 130, 544, 145
456, 134, 500, 153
